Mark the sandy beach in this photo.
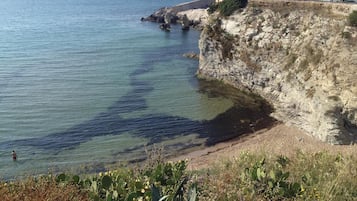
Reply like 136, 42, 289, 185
173, 123, 357, 170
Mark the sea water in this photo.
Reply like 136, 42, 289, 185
0, 0, 270, 179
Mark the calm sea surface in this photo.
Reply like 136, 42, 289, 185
0, 0, 271, 179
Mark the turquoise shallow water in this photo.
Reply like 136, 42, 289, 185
0, 0, 273, 179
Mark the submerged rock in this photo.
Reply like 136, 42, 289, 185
181, 14, 191, 30
183, 52, 199, 60
160, 23, 171, 31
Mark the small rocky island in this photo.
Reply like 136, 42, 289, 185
141, 0, 213, 31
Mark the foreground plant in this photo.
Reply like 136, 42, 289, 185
198, 151, 357, 201
0, 175, 89, 201
1, 150, 355, 201
54, 159, 196, 201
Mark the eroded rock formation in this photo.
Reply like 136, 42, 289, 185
197, 1, 357, 144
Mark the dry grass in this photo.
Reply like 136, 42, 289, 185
250, 0, 351, 19
0, 176, 89, 201
196, 151, 357, 201
305, 87, 316, 98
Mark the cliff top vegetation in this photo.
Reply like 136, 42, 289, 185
1, 149, 356, 201
208, 0, 248, 16
349, 10, 357, 26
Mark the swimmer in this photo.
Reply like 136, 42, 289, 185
12, 150, 17, 161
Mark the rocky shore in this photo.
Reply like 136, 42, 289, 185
141, 0, 211, 30
197, 0, 357, 144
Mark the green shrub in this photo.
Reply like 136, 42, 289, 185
54, 160, 194, 201
239, 156, 301, 200
341, 31, 352, 39
218, 0, 248, 16
207, 3, 218, 14
2, 151, 356, 201
348, 10, 357, 27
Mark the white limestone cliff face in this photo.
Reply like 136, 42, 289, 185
197, 1, 357, 144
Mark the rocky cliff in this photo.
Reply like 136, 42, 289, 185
141, 0, 213, 24
197, 0, 357, 144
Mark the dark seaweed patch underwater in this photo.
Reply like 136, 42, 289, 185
0, 25, 275, 177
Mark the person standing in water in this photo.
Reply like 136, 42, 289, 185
12, 150, 17, 161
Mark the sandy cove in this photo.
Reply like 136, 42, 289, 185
164, 4, 357, 169
172, 123, 357, 170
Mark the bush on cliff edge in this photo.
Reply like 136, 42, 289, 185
348, 10, 357, 27
218, 0, 248, 16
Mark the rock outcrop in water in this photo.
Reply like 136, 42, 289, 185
141, 0, 214, 30
197, 0, 357, 144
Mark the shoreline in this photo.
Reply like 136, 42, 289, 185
171, 123, 357, 170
